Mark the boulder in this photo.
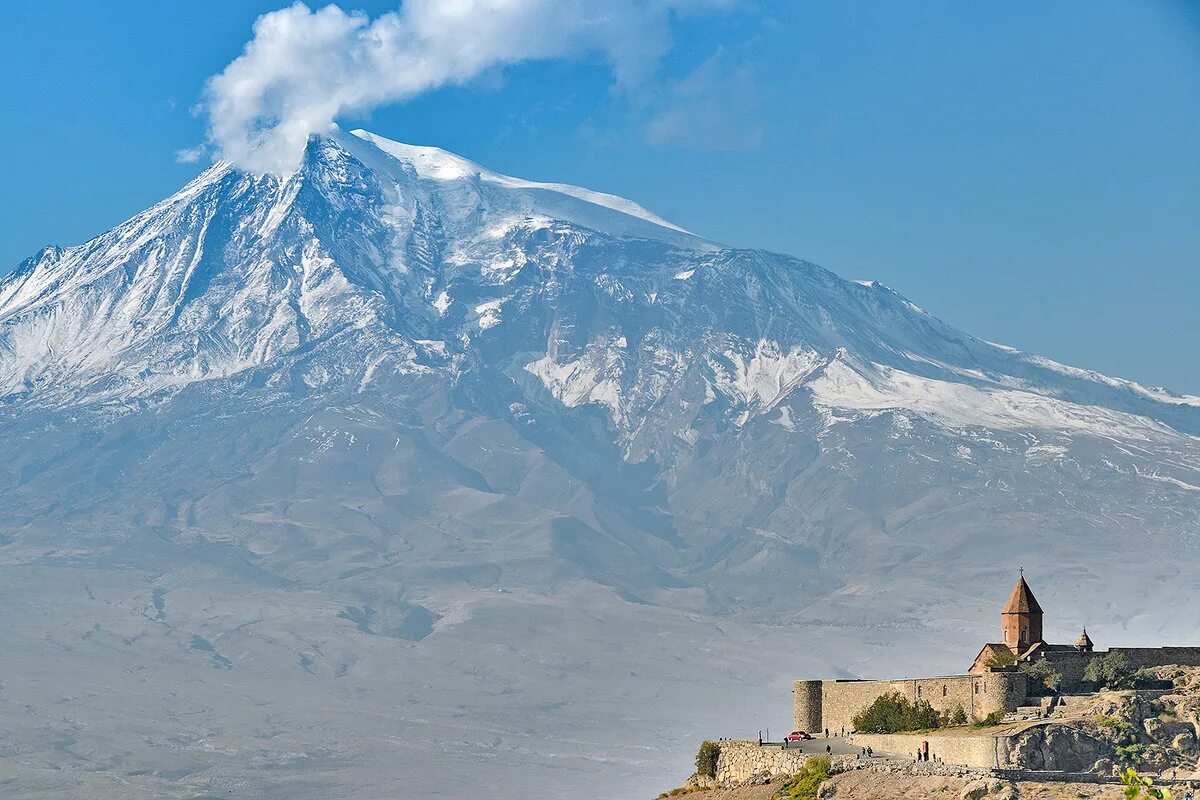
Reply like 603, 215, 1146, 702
1141, 744, 1172, 770
743, 770, 772, 786
993, 784, 1017, 800
960, 780, 992, 800
1007, 725, 1111, 772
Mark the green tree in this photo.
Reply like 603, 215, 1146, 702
1019, 657, 1063, 695
950, 706, 969, 726
1085, 651, 1134, 689
985, 649, 1017, 668
695, 740, 720, 779
852, 692, 942, 733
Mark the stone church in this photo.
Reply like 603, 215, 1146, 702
793, 574, 1200, 735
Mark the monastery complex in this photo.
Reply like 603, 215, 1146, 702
794, 574, 1200, 735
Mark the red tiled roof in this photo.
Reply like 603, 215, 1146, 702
1002, 576, 1043, 615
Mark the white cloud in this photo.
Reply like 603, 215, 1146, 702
646, 49, 765, 150
201, 0, 733, 175
175, 145, 207, 164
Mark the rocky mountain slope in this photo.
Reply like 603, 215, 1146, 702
0, 129, 1197, 799
1004, 666, 1200, 775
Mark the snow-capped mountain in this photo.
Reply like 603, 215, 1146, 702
1, 130, 1197, 800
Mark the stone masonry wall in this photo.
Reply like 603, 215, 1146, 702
712, 740, 814, 786
794, 680, 822, 733
1042, 647, 1200, 688
1117, 647, 1200, 670
850, 732, 1007, 770
809, 672, 1025, 734
1038, 651, 1096, 687
710, 736, 1014, 786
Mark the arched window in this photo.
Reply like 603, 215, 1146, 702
917, 685, 922, 698
942, 685, 948, 697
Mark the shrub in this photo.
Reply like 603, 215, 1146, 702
950, 706, 968, 726
1116, 743, 1148, 763
1019, 657, 1063, 695
1095, 713, 1135, 737
852, 692, 942, 733
773, 756, 831, 800
1132, 668, 1173, 690
973, 710, 1004, 728
1119, 767, 1173, 799
695, 740, 720, 779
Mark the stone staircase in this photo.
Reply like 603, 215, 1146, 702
1004, 695, 1063, 722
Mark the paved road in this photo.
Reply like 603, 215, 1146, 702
768, 735, 864, 756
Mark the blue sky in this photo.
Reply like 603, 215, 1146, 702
2, 0, 1199, 391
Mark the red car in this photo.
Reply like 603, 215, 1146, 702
785, 731, 813, 742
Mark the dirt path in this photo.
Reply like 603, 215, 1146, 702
656, 773, 1138, 800
821, 772, 1127, 799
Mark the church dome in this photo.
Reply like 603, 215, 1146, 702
1002, 575, 1043, 615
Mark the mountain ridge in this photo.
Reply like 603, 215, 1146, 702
3, 129, 1196, 428
0, 129, 1197, 800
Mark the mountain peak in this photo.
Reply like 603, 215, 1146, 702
331, 128, 696, 240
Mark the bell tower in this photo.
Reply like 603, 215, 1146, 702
1001, 571, 1043, 653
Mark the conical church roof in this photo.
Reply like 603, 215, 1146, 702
1002, 575, 1043, 614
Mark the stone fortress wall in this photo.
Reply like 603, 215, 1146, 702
795, 671, 1023, 734
851, 731, 1004, 770
1044, 647, 1200, 686
711, 739, 813, 786
710, 739, 1012, 788
795, 647, 1200, 736
793, 680, 823, 732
